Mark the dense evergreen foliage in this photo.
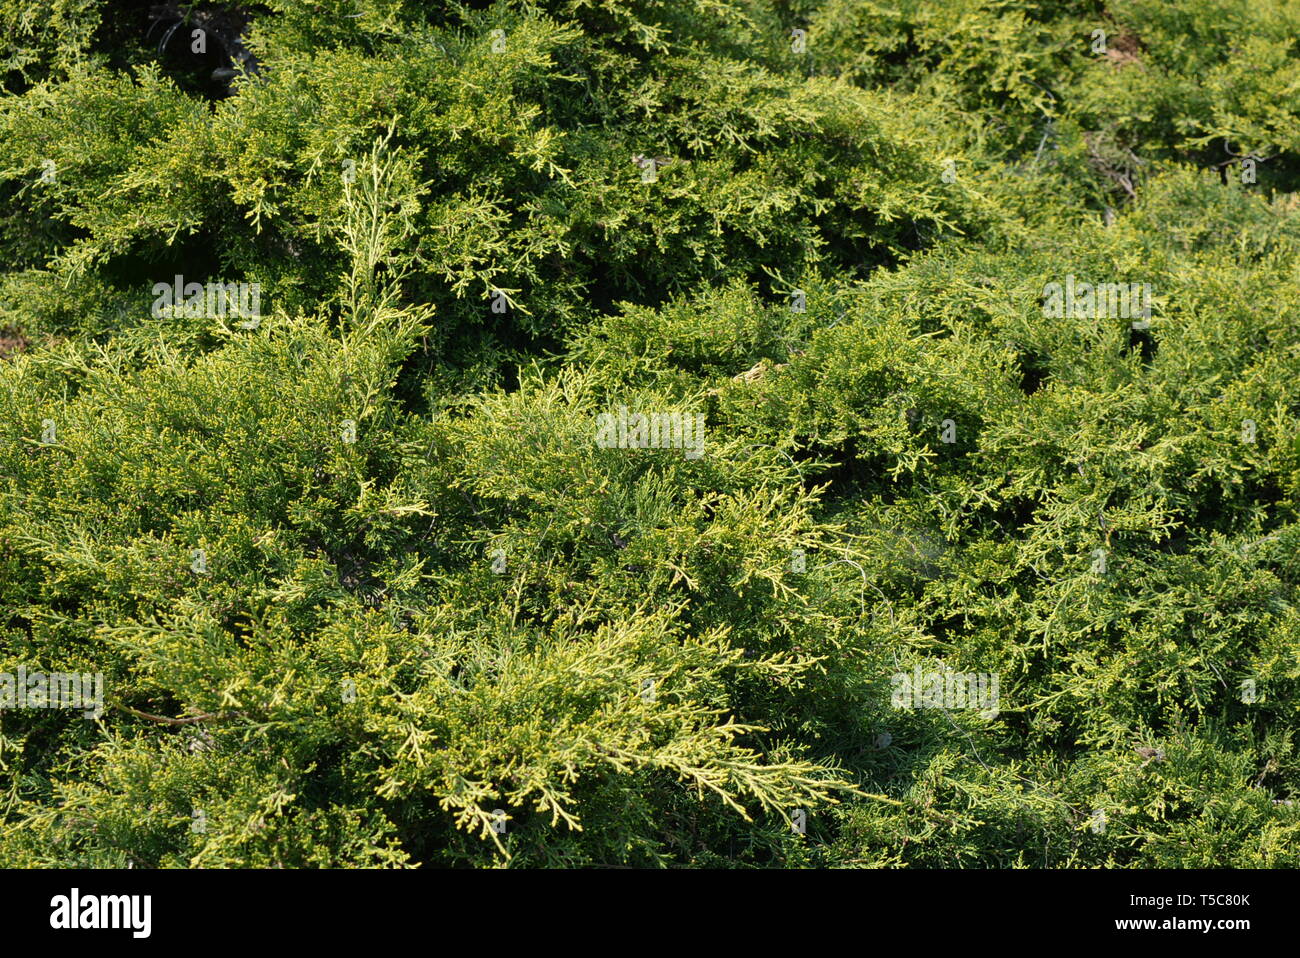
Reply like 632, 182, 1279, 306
1, 0, 1297, 867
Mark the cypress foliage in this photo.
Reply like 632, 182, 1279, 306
0, 0, 1296, 867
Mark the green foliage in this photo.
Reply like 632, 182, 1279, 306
0, 0, 1297, 867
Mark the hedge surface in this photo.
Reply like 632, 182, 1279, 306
0, 0, 1297, 867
